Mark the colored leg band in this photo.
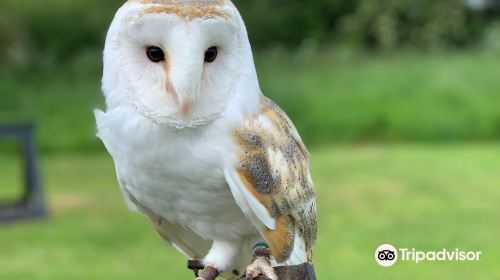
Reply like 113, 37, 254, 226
253, 242, 270, 250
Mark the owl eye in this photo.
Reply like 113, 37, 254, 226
146, 46, 165, 63
204, 46, 218, 63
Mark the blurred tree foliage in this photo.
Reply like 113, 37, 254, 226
335, 0, 486, 49
235, 0, 490, 49
0, 0, 123, 72
0, 0, 497, 71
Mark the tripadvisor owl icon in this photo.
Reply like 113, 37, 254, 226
375, 244, 398, 267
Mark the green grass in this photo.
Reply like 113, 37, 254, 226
1, 144, 499, 279
1, 51, 500, 152
0, 142, 23, 201
258, 50, 500, 143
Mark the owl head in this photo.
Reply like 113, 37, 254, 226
102, 0, 259, 129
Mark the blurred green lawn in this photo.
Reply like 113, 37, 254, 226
1, 145, 499, 279
1, 48, 500, 278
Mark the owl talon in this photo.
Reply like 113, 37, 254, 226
243, 246, 278, 280
244, 259, 277, 280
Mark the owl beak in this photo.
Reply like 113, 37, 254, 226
181, 101, 190, 116
168, 57, 203, 117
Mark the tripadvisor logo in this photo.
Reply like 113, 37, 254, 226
375, 244, 482, 267
375, 244, 398, 267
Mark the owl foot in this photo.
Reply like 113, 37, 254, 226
188, 260, 219, 280
195, 266, 219, 280
241, 245, 278, 280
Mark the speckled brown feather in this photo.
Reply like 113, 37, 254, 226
234, 96, 317, 263
129, 0, 226, 6
128, 0, 231, 20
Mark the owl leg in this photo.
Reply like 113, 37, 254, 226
195, 240, 241, 280
242, 244, 277, 280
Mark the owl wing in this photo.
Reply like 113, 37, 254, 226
122, 186, 212, 260
124, 186, 252, 280
225, 96, 317, 264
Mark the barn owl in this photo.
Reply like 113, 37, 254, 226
95, 0, 317, 279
